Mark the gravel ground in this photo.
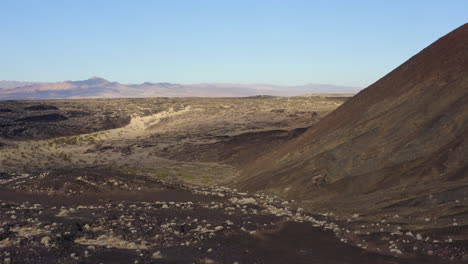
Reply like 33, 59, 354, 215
0, 170, 465, 264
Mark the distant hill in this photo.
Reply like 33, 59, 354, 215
0, 77, 361, 100
240, 24, 468, 213
0, 81, 46, 90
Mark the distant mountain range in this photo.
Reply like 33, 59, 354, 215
0, 77, 361, 100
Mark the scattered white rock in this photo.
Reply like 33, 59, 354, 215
390, 248, 403, 255
70, 253, 78, 260
57, 209, 69, 216
152, 251, 163, 259
230, 197, 257, 205
41, 236, 51, 247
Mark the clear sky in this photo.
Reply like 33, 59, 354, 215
1, 0, 467, 87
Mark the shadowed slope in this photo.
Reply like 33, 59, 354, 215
240, 24, 468, 204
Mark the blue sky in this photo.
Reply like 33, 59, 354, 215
1, 0, 466, 87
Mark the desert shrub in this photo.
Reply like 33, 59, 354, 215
59, 153, 72, 162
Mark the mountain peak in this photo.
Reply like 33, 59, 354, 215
88, 76, 108, 82
59, 76, 111, 87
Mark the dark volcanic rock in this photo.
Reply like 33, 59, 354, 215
0, 99, 144, 140
66, 110, 91, 117
0, 171, 460, 264
16, 113, 68, 122
101, 116, 131, 129
24, 104, 59, 111
0, 172, 11, 180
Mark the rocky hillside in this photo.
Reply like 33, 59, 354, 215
240, 24, 468, 218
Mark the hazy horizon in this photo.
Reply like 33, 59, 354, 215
0, 76, 364, 88
0, 76, 362, 100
